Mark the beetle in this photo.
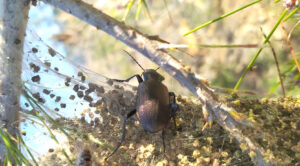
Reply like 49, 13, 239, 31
105, 51, 179, 160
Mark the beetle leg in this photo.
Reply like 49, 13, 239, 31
169, 92, 179, 129
112, 74, 143, 83
105, 109, 137, 160
161, 129, 166, 153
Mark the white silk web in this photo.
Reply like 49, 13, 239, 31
20, 29, 137, 157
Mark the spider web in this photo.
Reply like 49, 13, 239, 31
21, 29, 137, 118
20, 29, 137, 158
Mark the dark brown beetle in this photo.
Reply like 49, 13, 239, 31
105, 51, 179, 160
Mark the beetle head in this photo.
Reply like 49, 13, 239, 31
142, 69, 165, 82
121, 50, 164, 82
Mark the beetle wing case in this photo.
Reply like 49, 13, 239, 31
137, 79, 171, 133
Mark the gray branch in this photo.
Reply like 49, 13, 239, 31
40, 0, 273, 165
0, 0, 30, 162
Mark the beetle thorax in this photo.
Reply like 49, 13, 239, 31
142, 69, 165, 81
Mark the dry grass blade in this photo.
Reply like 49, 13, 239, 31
260, 28, 286, 97
281, 24, 300, 74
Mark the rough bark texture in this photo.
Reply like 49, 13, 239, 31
40, 0, 271, 165
0, 0, 30, 162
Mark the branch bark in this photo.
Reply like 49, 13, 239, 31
39, 0, 273, 165
0, 0, 30, 163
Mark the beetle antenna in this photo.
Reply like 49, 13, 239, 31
155, 67, 160, 71
122, 50, 145, 71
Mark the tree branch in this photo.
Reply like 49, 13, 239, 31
39, 0, 273, 165
0, 0, 30, 163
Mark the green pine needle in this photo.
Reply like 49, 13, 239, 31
184, 0, 262, 36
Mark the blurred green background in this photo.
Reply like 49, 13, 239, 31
47, 0, 300, 97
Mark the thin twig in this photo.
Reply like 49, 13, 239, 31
269, 43, 286, 97
260, 28, 286, 97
